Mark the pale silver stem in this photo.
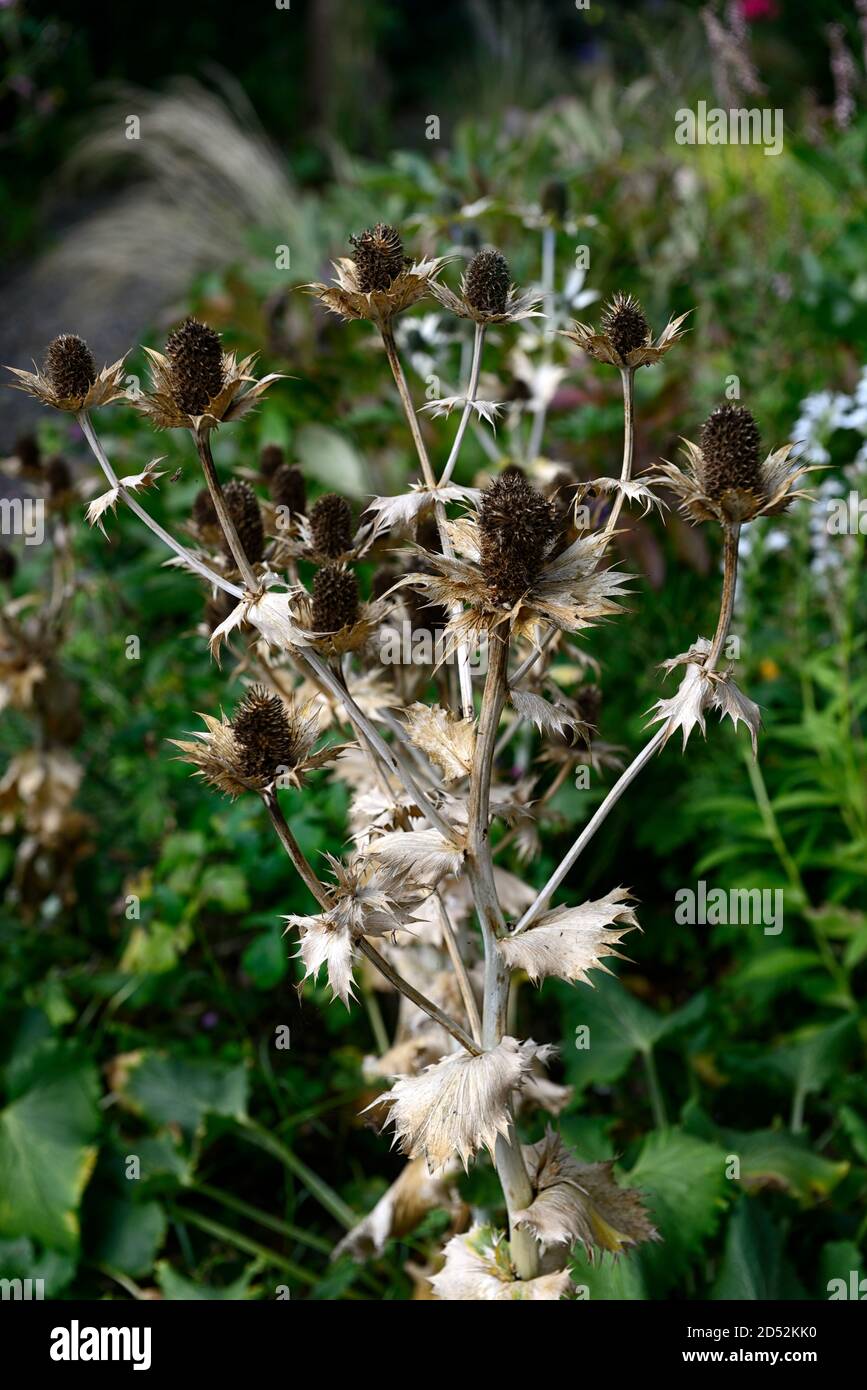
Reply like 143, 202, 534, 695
356, 939, 480, 1056
78, 412, 243, 598
436, 891, 482, 1045
602, 366, 635, 537
439, 322, 485, 486
515, 726, 667, 933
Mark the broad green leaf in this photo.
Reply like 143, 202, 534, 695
839, 1106, 867, 1164
819, 1240, 864, 1300
711, 1198, 803, 1299
627, 1129, 728, 1291
156, 1260, 258, 1300
0, 1237, 76, 1297
242, 928, 288, 990
0, 1045, 100, 1252
564, 974, 666, 1091
767, 1017, 858, 1099
570, 1248, 648, 1300
199, 863, 250, 914
295, 424, 366, 497
719, 1127, 849, 1203
113, 1053, 248, 1140
90, 1196, 167, 1278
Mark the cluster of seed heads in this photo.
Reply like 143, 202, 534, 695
166, 318, 225, 416
464, 248, 511, 316
231, 686, 301, 785
43, 334, 96, 401
478, 469, 557, 606
350, 223, 406, 292
699, 404, 762, 499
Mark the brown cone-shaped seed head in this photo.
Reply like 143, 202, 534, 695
231, 686, 302, 785
479, 471, 557, 606
349, 223, 406, 291
259, 443, 284, 478
223, 479, 265, 564
43, 335, 96, 400
699, 404, 762, 499
165, 318, 225, 416
15, 434, 40, 471
600, 293, 650, 360
464, 248, 511, 316
312, 563, 359, 633
309, 493, 352, 558
270, 463, 306, 517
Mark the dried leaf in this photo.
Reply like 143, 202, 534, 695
402, 703, 476, 782
499, 887, 638, 986
429, 1225, 572, 1300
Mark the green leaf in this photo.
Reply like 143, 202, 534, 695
767, 1017, 858, 1099
627, 1129, 728, 1291
564, 974, 666, 1091
711, 1199, 804, 1299
295, 424, 367, 498
0, 1044, 100, 1252
819, 1240, 865, 1300
90, 1197, 166, 1278
728, 948, 824, 988
839, 1106, 867, 1164
199, 864, 250, 914
242, 928, 288, 990
720, 1127, 849, 1203
114, 1053, 248, 1141
155, 1260, 258, 1300
570, 1248, 648, 1300
0, 1237, 77, 1296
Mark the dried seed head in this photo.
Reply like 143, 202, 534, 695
45, 455, 71, 496
312, 563, 359, 633
231, 685, 302, 785
191, 487, 219, 530
699, 404, 762, 499
0, 546, 16, 581
270, 463, 306, 517
15, 434, 40, 471
350, 223, 406, 291
464, 248, 511, 316
310, 493, 352, 558
165, 318, 225, 416
479, 471, 557, 605
259, 443, 284, 478
223, 479, 265, 564
600, 293, 650, 360
43, 334, 96, 401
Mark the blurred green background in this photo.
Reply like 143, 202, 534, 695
1, 0, 866, 1300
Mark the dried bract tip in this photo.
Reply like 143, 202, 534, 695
259, 442, 284, 478
349, 223, 406, 291
270, 463, 306, 518
165, 318, 225, 417
464, 248, 511, 317
310, 493, 353, 558
43, 335, 96, 402
600, 293, 650, 360
312, 563, 359, 633
699, 404, 762, 499
231, 685, 303, 785
479, 472, 557, 606
223, 479, 265, 564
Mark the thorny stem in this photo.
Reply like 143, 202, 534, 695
602, 367, 635, 537
194, 430, 260, 593
78, 412, 243, 598
356, 939, 481, 1055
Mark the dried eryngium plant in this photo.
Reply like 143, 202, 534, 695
7, 223, 813, 1299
